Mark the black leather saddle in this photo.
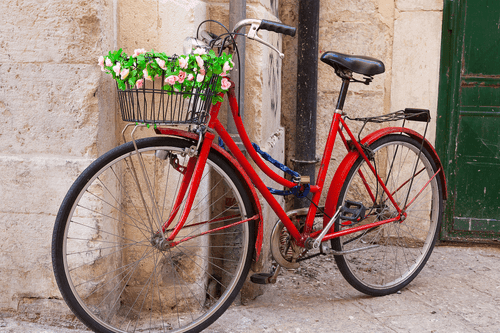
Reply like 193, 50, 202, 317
320, 51, 385, 76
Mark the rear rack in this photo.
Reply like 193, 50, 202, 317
346, 108, 431, 144
348, 108, 430, 124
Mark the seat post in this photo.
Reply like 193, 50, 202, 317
336, 78, 350, 111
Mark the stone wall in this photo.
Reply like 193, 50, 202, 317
279, 0, 443, 207
0, 0, 284, 313
0, 0, 443, 315
0, 0, 116, 313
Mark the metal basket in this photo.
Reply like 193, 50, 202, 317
117, 75, 217, 125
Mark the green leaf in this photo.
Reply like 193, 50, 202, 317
117, 80, 126, 90
212, 95, 224, 105
128, 77, 136, 87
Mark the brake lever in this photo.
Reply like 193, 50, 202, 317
246, 22, 285, 59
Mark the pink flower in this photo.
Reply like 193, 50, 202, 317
178, 56, 188, 69
193, 48, 207, 55
155, 58, 166, 70
143, 69, 152, 81
177, 71, 186, 83
133, 48, 147, 58
223, 61, 232, 74
187, 73, 194, 81
120, 68, 129, 80
113, 62, 121, 76
165, 75, 178, 85
199, 68, 206, 76
196, 73, 205, 83
136, 79, 144, 89
98, 56, 105, 71
221, 77, 231, 90
195, 56, 204, 68
105, 58, 113, 67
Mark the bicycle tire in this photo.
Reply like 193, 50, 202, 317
52, 136, 255, 332
332, 134, 443, 296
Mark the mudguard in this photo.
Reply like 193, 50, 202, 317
324, 127, 447, 223
154, 127, 264, 261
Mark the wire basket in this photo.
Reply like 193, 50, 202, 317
117, 75, 217, 125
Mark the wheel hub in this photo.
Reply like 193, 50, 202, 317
151, 234, 173, 251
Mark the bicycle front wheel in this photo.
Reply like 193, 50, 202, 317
332, 134, 443, 296
52, 136, 255, 332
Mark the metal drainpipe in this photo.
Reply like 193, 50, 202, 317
228, 0, 246, 150
293, 0, 320, 209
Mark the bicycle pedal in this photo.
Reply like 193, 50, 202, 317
250, 264, 281, 285
250, 273, 276, 285
339, 200, 366, 226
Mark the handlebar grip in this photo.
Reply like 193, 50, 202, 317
259, 20, 296, 37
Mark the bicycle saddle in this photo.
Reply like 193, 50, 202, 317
320, 51, 385, 76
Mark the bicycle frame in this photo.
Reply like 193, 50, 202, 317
157, 78, 443, 249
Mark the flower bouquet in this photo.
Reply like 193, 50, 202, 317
98, 48, 234, 124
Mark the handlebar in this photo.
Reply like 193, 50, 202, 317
194, 18, 296, 59
232, 19, 296, 59
259, 20, 296, 37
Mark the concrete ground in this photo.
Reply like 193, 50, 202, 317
1, 244, 499, 332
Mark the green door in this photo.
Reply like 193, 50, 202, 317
437, 0, 500, 241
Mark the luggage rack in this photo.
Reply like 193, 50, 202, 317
346, 108, 431, 142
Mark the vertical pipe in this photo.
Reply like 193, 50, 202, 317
228, 0, 246, 149
294, 0, 320, 208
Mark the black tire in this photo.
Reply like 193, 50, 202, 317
332, 134, 443, 296
52, 136, 255, 332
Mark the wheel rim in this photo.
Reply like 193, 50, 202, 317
336, 138, 440, 291
60, 143, 250, 332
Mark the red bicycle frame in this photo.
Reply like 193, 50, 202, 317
159, 79, 443, 249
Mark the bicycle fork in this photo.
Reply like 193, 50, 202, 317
161, 131, 216, 243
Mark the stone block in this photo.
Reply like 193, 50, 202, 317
0, 155, 93, 215
0, 63, 110, 158
0, 0, 103, 64
0, 212, 61, 310
396, 0, 443, 12
391, 11, 442, 144
320, 0, 378, 23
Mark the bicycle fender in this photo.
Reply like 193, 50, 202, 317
154, 127, 264, 261
324, 127, 447, 224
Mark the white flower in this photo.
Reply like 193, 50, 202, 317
195, 56, 204, 68
143, 69, 152, 81
98, 56, 105, 71
155, 58, 166, 69
113, 63, 121, 76
178, 56, 189, 69
120, 68, 129, 80
133, 48, 147, 58
193, 48, 207, 55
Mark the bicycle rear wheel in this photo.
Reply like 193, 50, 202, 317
52, 136, 255, 332
332, 134, 443, 296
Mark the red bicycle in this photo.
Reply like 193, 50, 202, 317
52, 18, 446, 333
